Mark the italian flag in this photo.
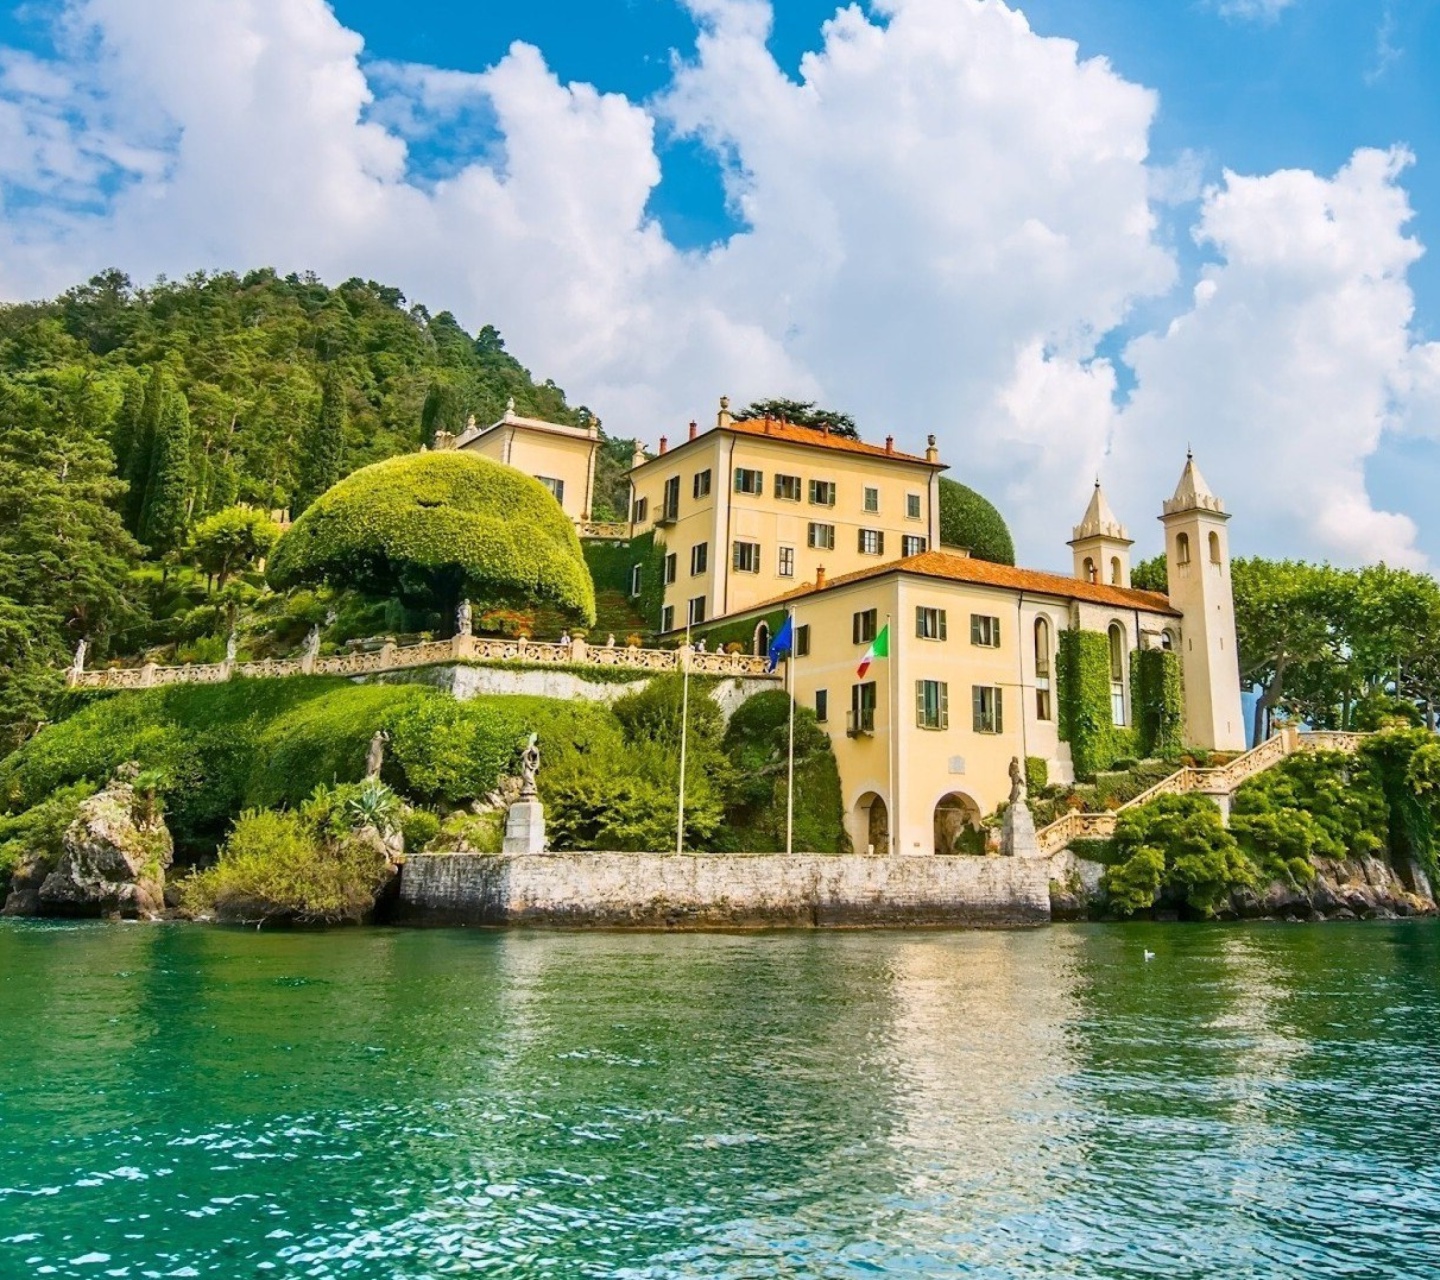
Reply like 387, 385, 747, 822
857, 624, 889, 678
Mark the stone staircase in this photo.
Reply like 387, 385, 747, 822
1035, 726, 1370, 856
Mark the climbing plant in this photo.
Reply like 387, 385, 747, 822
1056, 628, 1137, 780
1132, 648, 1184, 758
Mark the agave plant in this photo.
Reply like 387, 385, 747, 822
342, 779, 402, 837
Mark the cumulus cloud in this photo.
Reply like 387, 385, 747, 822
1212, 0, 1298, 23
0, 0, 1434, 568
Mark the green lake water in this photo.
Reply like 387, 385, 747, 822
1, 921, 1438, 1279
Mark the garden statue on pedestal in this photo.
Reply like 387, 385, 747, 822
70, 637, 87, 679
225, 630, 238, 665
456, 598, 473, 638
504, 733, 547, 853
365, 730, 389, 781
1000, 755, 1041, 858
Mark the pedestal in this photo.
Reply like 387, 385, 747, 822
502, 798, 547, 854
1001, 797, 1041, 859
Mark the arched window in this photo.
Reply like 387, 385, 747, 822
1108, 622, 1126, 726
1083, 556, 1097, 583
1209, 531, 1222, 565
1161, 628, 1176, 652
1034, 616, 1052, 721
1175, 532, 1191, 566
1110, 556, 1122, 585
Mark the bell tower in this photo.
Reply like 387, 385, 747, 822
1069, 480, 1133, 588
1161, 453, 1245, 751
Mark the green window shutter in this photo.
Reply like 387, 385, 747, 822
939, 610, 948, 641
970, 615, 981, 645
972, 686, 982, 731
994, 618, 1001, 647
915, 607, 924, 638
877, 531, 885, 556
916, 680, 925, 727
940, 682, 949, 730
995, 687, 1004, 734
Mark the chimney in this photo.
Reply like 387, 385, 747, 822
885, 435, 894, 455
815, 565, 827, 589
763, 416, 772, 435
925, 434, 938, 464
688, 420, 698, 441
823, 423, 830, 438
717, 395, 733, 430
659, 435, 668, 456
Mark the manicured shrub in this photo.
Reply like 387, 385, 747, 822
268, 451, 596, 626
937, 478, 1015, 565
1024, 756, 1048, 794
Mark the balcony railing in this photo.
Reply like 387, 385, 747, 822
847, 707, 876, 737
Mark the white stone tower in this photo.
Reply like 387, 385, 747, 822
1161, 453, 1245, 751
1069, 480, 1133, 588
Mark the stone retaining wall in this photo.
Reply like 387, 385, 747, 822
397, 852, 1052, 929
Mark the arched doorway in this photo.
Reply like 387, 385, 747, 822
754, 621, 771, 657
854, 791, 889, 856
934, 792, 983, 855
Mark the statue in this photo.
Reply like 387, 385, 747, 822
365, 729, 390, 780
606, 633, 615, 648
519, 733, 540, 799
505, 396, 516, 415
70, 637, 87, 676
456, 598, 473, 638
225, 630, 238, 664
1008, 756, 1027, 805
304, 625, 322, 662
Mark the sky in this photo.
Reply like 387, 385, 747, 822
1, 0, 1438, 573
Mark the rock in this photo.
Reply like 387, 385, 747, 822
1330, 906, 1357, 921
37, 768, 173, 919
1, 857, 48, 916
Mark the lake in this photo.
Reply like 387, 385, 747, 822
1, 920, 1438, 1278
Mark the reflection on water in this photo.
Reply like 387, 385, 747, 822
1, 921, 1437, 1277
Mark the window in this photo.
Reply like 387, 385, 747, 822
632, 497, 649, 523
1176, 532, 1191, 565
1209, 531, 1222, 565
1108, 623, 1127, 726
778, 545, 795, 578
1161, 628, 1177, 652
849, 682, 877, 736
693, 469, 712, 499
1110, 556, 1123, 585
814, 688, 828, 723
902, 535, 927, 557
972, 686, 1003, 734
661, 475, 680, 522
690, 542, 708, 575
916, 607, 947, 640
538, 476, 565, 504
1034, 617, 1052, 721
906, 492, 922, 520
916, 679, 949, 730
809, 479, 836, 506
852, 609, 878, 644
629, 564, 642, 597
863, 486, 880, 513
733, 541, 761, 573
858, 528, 884, 556
774, 473, 802, 502
734, 467, 763, 494
661, 605, 675, 633
808, 522, 836, 550
688, 596, 707, 626
970, 615, 1000, 647
1083, 556, 1096, 583
663, 552, 677, 585
795, 624, 811, 657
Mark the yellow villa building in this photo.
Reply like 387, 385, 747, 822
452, 399, 602, 524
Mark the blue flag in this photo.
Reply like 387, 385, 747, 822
767, 614, 794, 672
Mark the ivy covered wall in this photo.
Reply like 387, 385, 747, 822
1132, 648, 1185, 759
1056, 628, 1137, 780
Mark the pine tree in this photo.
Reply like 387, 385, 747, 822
122, 366, 165, 534
295, 368, 346, 511
140, 378, 193, 556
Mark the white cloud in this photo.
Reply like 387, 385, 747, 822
0, 0, 1434, 569
1213, 0, 1297, 23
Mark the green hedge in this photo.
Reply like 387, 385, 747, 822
938, 478, 1015, 565
1056, 629, 1137, 780
695, 609, 788, 655
269, 451, 596, 625
1132, 648, 1184, 758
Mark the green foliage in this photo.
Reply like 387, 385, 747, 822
1232, 749, 1385, 867
937, 477, 1015, 565
735, 398, 859, 440
139, 375, 193, 555
694, 609, 787, 655
1130, 555, 1167, 593
295, 367, 347, 513
1056, 629, 1137, 780
622, 530, 666, 633
1025, 756, 1048, 794
268, 451, 596, 625
718, 690, 847, 853
399, 807, 440, 849
1132, 648, 1184, 758
1362, 728, 1440, 887
189, 505, 281, 588
1105, 793, 1255, 917
591, 432, 641, 520
0, 779, 96, 886
420, 377, 464, 449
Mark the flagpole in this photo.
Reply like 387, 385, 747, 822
677, 618, 691, 855
886, 611, 895, 857
785, 607, 796, 857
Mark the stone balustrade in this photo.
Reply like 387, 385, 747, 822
67, 633, 777, 690
575, 520, 632, 540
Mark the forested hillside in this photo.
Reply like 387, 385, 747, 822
0, 268, 603, 749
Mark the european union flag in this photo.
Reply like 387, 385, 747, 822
767, 614, 794, 672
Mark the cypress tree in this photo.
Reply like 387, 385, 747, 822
140, 378, 193, 556
420, 377, 463, 447
122, 366, 164, 534
108, 369, 146, 478
295, 368, 346, 512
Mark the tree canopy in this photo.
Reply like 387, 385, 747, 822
267, 451, 596, 626
937, 477, 1015, 565
736, 398, 859, 440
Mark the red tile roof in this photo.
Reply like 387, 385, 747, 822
630, 418, 943, 471
752, 549, 1180, 616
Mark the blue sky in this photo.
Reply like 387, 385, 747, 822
1, 0, 1438, 570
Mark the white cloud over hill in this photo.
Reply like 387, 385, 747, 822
0, 0, 1436, 568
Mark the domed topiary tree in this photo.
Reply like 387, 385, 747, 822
268, 452, 596, 627
938, 478, 1015, 565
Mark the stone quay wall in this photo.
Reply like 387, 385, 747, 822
396, 852, 1052, 929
